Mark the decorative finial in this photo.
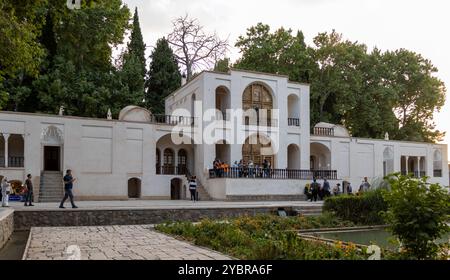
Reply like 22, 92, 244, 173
59, 106, 64, 116
107, 108, 112, 120
384, 132, 389, 140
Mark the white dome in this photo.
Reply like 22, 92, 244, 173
118, 106, 152, 122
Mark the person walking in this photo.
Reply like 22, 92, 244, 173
1, 177, 11, 207
59, 169, 78, 209
310, 178, 319, 202
189, 176, 198, 202
24, 174, 34, 206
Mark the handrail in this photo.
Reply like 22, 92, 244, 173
313, 127, 334, 136
288, 118, 300, 127
209, 167, 338, 180
150, 114, 196, 126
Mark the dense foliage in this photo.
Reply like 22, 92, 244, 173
1, 5, 446, 143
381, 174, 450, 260
145, 38, 181, 114
234, 24, 446, 142
323, 189, 388, 225
156, 214, 370, 260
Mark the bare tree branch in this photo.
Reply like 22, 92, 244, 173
167, 14, 229, 81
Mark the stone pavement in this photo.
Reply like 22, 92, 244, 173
10, 199, 323, 211
24, 225, 232, 260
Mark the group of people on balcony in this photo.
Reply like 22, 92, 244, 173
304, 176, 371, 202
212, 158, 271, 178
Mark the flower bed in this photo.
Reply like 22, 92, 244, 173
156, 214, 371, 260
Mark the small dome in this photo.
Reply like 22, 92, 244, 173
118, 106, 152, 122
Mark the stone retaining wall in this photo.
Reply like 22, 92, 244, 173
0, 209, 14, 250
14, 207, 289, 231
226, 195, 306, 201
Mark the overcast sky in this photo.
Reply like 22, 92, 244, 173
123, 0, 450, 158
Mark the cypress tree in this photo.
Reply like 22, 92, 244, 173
146, 38, 181, 114
121, 7, 146, 106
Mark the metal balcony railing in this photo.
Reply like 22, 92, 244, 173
150, 115, 196, 126
400, 170, 427, 178
156, 165, 188, 175
288, 118, 300, 127
433, 169, 442, 178
209, 167, 337, 180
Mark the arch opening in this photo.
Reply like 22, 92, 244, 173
127, 178, 141, 199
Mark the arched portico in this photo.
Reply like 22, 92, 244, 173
310, 142, 331, 170
156, 133, 194, 175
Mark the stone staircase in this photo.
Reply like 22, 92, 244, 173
196, 184, 212, 201
39, 171, 64, 202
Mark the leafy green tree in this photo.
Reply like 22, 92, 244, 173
343, 48, 398, 138
31, 0, 130, 117
383, 49, 446, 142
234, 23, 313, 83
0, 0, 46, 83
382, 174, 450, 260
309, 30, 368, 126
146, 38, 181, 114
0, 0, 48, 109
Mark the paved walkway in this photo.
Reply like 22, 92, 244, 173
24, 225, 231, 260
10, 200, 323, 211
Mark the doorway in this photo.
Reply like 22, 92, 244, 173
44, 146, 60, 171
170, 178, 182, 200
128, 178, 141, 199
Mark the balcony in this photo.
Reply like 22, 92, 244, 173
150, 114, 196, 126
156, 165, 188, 175
313, 127, 334, 136
400, 170, 427, 178
433, 169, 442, 178
0, 157, 24, 168
288, 118, 300, 127
209, 167, 338, 180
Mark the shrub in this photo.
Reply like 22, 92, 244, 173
382, 173, 450, 260
323, 189, 387, 225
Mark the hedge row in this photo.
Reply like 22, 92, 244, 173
323, 189, 388, 225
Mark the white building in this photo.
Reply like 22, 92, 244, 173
0, 70, 448, 201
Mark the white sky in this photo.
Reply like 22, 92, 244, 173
123, 0, 450, 159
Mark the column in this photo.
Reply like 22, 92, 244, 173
3, 133, 9, 168
405, 156, 409, 174
417, 156, 421, 177
21, 134, 25, 168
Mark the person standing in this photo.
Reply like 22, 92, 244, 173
303, 183, 312, 201
310, 178, 319, 202
359, 177, 371, 193
333, 183, 341, 196
189, 176, 198, 202
24, 174, 34, 206
1, 177, 11, 207
59, 169, 78, 209
323, 178, 331, 198
347, 183, 353, 195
